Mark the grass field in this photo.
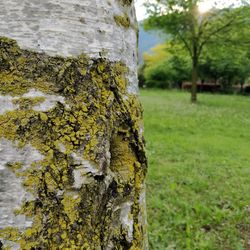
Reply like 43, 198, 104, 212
140, 90, 250, 250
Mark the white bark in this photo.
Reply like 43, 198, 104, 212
0, 0, 138, 94
0, 140, 43, 229
0, 1, 147, 249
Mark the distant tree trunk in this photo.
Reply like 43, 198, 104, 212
240, 79, 245, 94
0, 1, 148, 249
191, 57, 198, 103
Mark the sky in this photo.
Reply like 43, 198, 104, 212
134, 0, 242, 21
135, 0, 148, 21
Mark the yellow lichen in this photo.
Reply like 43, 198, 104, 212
110, 134, 137, 181
61, 193, 81, 225
12, 96, 45, 110
0, 36, 147, 249
114, 13, 131, 29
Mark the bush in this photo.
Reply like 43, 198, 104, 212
145, 64, 171, 88
143, 57, 191, 89
142, 43, 191, 89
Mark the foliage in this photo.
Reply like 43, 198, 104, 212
200, 46, 250, 93
140, 4, 250, 91
142, 43, 191, 88
199, 21, 250, 92
141, 38, 250, 92
144, 0, 250, 102
141, 89, 250, 249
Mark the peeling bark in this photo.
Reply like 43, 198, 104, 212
0, 1, 147, 249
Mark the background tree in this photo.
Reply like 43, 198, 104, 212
140, 15, 250, 92
0, 0, 147, 249
200, 11, 250, 92
200, 45, 250, 93
144, 0, 250, 102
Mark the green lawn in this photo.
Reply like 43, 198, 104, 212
140, 89, 250, 250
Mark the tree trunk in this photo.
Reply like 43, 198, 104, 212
0, 1, 148, 249
191, 58, 198, 103
240, 79, 244, 94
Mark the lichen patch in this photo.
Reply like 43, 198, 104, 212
0, 36, 147, 249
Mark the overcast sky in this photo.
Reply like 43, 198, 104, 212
135, 0, 243, 21
135, 0, 148, 21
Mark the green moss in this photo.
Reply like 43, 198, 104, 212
0, 36, 147, 249
114, 13, 131, 29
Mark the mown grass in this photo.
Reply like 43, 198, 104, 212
140, 89, 250, 250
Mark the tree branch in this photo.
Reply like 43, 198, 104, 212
177, 31, 193, 57
198, 17, 236, 57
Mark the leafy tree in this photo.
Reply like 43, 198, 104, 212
144, 0, 250, 102
200, 45, 250, 93
199, 16, 250, 92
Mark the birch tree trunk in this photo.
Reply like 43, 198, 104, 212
0, 1, 147, 249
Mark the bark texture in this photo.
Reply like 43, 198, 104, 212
0, 1, 147, 249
